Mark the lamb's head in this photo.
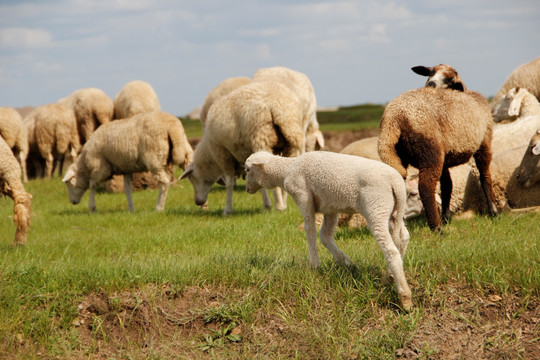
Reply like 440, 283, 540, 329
179, 162, 219, 206
491, 87, 529, 122
62, 163, 87, 204
411, 64, 466, 91
245, 151, 275, 194
516, 129, 540, 188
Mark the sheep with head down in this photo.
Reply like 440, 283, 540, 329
0, 107, 29, 182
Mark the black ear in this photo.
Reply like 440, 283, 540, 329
452, 82, 465, 92
411, 66, 432, 77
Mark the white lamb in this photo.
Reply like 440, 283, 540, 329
0, 107, 29, 182
59, 87, 113, 145
113, 80, 161, 120
62, 111, 193, 212
180, 80, 305, 215
245, 150, 412, 310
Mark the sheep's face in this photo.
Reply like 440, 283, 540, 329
516, 131, 540, 188
62, 164, 87, 204
411, 64, 466, 91
179, 163, 216, 206
491, 87, 525, 122
403, 176, 424, 219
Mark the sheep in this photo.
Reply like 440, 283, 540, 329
58, 87, 113, 145
62, 111, 193, 212
492, 56, 540, 104
0, 107, 29, 182
339, 136, 424, 221
199, 76, 251, 127
179, 80, 305, 215
516, 129, 540, 189
0, 136, 32, 246
378, 87, 498, 231
253, 66, 325, 151
245, 150, 412, 310
462, 143, 540, 214
24, 103, 81, 178
411, 64, 466, 91
113, 80, 160, 120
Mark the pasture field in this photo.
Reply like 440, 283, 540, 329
0, 170, 538, 359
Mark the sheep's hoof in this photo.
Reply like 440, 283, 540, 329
399, 294, 413, 312
11, 241, 26, 248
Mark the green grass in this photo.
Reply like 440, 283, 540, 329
0, 172, 538, 358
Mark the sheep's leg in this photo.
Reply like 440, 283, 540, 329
367, 216, 412, 310
261, 190, 272, 210
88, 179, 97, 212
440, 167, 453, 224
44, 153, 54, 179
320, 214, 353, 266
273, 187, 287, 211
474, 147, 498, 216
123, 174, 135, 212
154, 172, 170, 212
418, 166, 443, 231
223, 174, 236, 215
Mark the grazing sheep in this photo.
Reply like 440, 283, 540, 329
411, 64, 466, 91
179, 80, 305, 215
199, 76, 251, 127
59, 87, 113, 145
113, 80, 160, 120
62, 111, 193, 212
339, 136, 424, 221
253, 66, 324, 151
492, 56, 540, 104
245, 150, 412, 310
0, 107, 29, 182
516, 129, 540, 189
0, 136, 32, 246
24, 103, 81, 178
462, 144, 540, 213
378, 87, 498, 231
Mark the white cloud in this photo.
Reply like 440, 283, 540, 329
0, 27, 52, 48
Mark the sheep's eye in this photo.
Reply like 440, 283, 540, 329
245, 167, 250, 172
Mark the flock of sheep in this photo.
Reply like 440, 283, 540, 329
1, 57, 539, 310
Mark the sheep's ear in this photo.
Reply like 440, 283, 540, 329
411, 66, 432, 77
216, 177, 226, 186
452, 82, 465, 92
315, 131, 325, 149
508, 90, 525, 116
532, 143, 540, 156
62, 168, 75, 183
179, 165, 193, 180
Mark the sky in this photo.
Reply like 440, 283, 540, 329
1, 0, 539, 117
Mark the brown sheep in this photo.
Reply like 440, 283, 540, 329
0, 136, 32, 246
378, 87, 498, 231
411, 64, 467, 91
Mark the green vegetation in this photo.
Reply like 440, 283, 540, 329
0, 170, 538, 358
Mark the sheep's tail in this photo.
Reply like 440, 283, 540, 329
378, 110, 408, 179
167, 123, 193, 169
12, 192, 32, 246
271, 108, 306, 157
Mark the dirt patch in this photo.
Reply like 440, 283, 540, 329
68, 283, 539, 359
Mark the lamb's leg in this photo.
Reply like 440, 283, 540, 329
298, 200, 320, 268
418, 165, 443, 231
439, 167, 453, 224
390, 212, 410, 258
261, 190, 272, 210
223, 174, 236, 215
368, 217, 412, 310
474, 146, 498, 216
320, 214, 353, 266
154, 171, 170, 212
45, 153, 54, 179
123, 174, 135, 212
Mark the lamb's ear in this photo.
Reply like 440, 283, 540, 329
250, 158, 270, 166
62, 168, 75, 183
508, 89, 525, 116
532, 142, 540, 156
315, 130, 325, 149
411, 66, 432, 77
179, 164, 193, 180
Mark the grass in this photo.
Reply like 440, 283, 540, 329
0, 171, 538, 359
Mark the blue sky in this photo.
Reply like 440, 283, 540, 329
1, 0, 539, 116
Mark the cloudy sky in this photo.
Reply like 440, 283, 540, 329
1, 0, 539, 116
